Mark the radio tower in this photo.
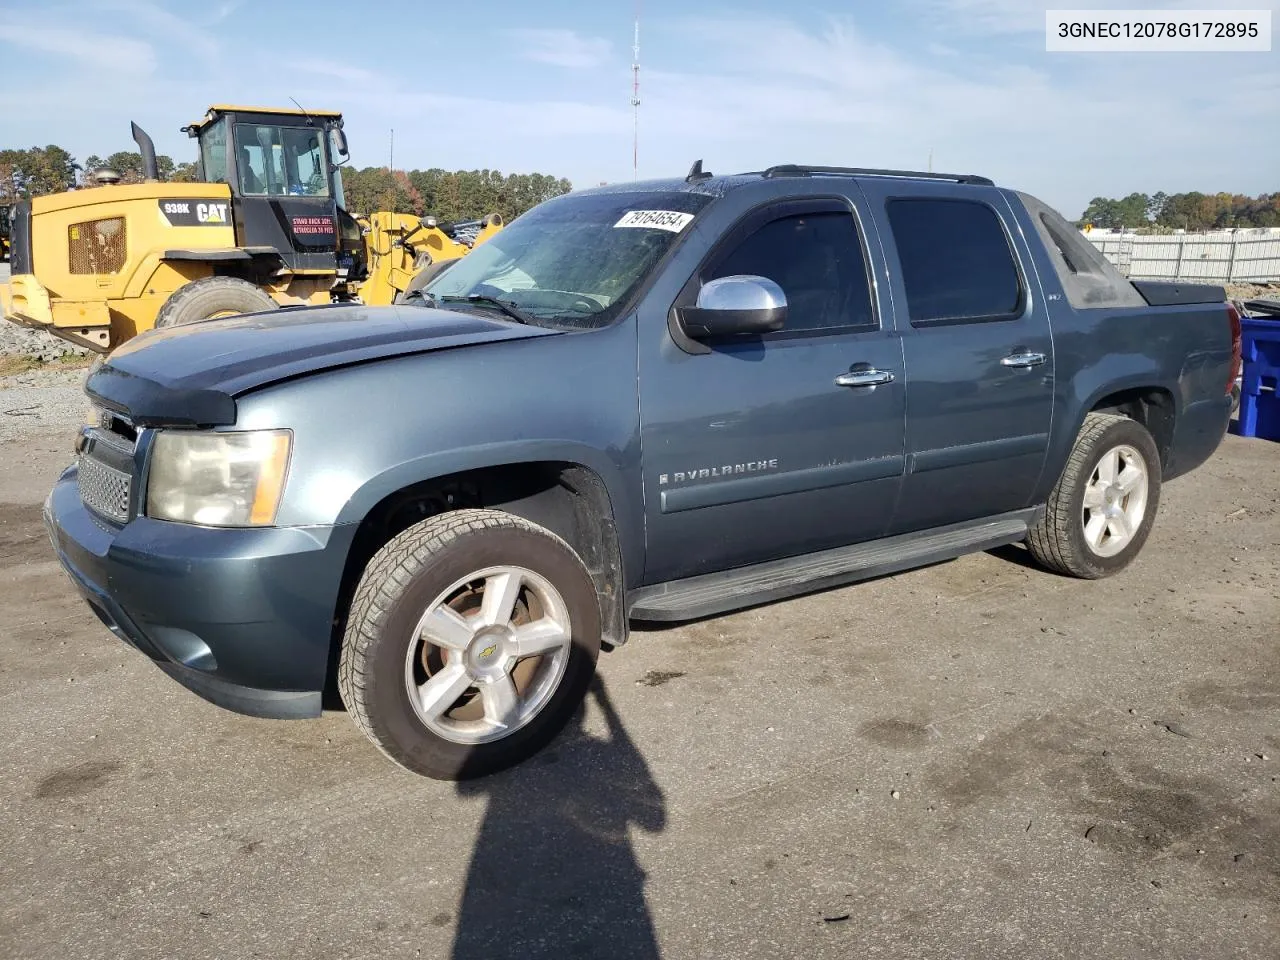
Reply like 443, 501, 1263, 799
631, 8, 641, 180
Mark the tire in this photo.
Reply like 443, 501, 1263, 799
394, 258, 458, 304
154, 276, 278, 328
1027, 412, 1162, 579
337, 508, 601, 780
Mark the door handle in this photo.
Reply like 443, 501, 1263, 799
835, 368, 895, 388
1001, 351, 1047, 368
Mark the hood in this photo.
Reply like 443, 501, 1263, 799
87, 303, 559, 427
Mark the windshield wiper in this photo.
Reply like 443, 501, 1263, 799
438, 294, 534, 326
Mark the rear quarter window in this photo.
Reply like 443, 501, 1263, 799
886, 198, 1024, 325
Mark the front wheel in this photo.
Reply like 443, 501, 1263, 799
338, 509, 601, 779
1027, 413, 1162, 579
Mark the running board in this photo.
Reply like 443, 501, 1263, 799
627, 508, 1041, 622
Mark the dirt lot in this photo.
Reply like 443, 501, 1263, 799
0, 370, 1277, 960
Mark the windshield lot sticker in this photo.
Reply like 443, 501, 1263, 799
614, 210, 695, 232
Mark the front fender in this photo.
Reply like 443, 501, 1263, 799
230, 327, 645, 581
333, 438, 644, 581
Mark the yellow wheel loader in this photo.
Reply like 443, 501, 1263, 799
0, 106, 502, 352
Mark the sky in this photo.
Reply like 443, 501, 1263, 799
0, 0, 1275, 218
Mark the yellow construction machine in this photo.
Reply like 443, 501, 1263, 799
0, 105, 502, 352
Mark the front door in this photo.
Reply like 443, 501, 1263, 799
857, 181, 1055, 533
636, 194, 907, 585
230, 118, 339, 272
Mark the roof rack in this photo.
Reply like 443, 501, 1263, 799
761, 164, 994, 186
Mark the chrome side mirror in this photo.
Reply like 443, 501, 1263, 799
678, 275, 787, 339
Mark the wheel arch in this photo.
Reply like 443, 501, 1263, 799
1034, 356, 1181, 504
1086, 385, 1177, 471
126, 248, 285, 298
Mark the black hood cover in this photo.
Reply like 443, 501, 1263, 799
86, 303, 558, 427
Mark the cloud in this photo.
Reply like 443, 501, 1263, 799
288, 61, 378, 85
507, 29, 612, 69
94, 0, 222, 61
0, 23, 156, 74
918, 0, 1047, 34
0, 8, 1269, 216
626, 15, 1276, 215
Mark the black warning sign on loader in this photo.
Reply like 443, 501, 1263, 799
158, 200, 232, 226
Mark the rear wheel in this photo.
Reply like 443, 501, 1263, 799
338, 509, 601, 780
1027, 412, 1162, 579
154, 276, 278, 328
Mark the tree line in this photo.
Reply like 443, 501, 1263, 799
0, 144, 573, 223
336, 166, 573, 224
1080, 191, 1280, 231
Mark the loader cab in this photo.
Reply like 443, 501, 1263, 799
184, 105, 363, 273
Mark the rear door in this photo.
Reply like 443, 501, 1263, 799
857, 180, 1055, 533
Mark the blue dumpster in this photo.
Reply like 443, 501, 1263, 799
1237, 315, 1280, 441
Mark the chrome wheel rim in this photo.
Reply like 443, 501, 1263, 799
404, 565, 572, 745
1081, 444, 1149, 558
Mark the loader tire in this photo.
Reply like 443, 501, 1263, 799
154, 277, 278, 328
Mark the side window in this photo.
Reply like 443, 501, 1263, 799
886, 198, 1023, 325
707, 211, 875, 332
200, 119, 227, 184
1040, 212, 1080, 274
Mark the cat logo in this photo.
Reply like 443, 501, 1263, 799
196, 203, 228, 224
157, 199, 232, 227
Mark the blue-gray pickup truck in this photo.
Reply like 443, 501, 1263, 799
45, 163, 1243, 779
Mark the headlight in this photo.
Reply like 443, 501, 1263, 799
146, 430, 292, 527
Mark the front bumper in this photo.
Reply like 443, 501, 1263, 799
44, 465, 358, 719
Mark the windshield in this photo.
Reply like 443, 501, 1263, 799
234, 123, 329, 197
424, 190, 713, 329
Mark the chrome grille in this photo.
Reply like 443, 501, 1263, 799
78, 452, 132, 523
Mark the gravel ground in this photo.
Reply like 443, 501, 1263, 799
0, 323, 90, 363
0, 265, 93, 442
0, 366, 89, 444
0, 373, 1277, 960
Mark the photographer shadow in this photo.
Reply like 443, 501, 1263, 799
451, 677, 666, 960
